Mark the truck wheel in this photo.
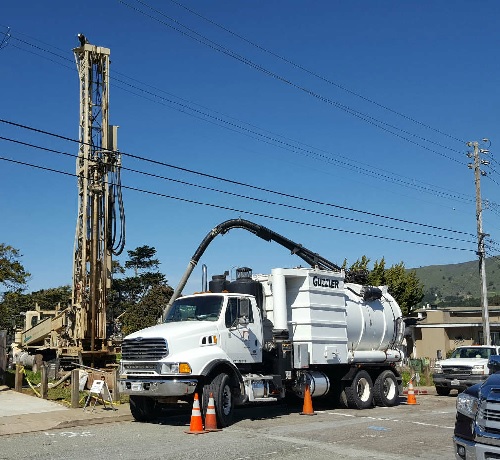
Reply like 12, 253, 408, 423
203, 373, 234, 427
344, 370, 373, 409
373, 370, 399, 407
129, 395, 160, 422
331, 382, 348, 408
436, 386, 451, 396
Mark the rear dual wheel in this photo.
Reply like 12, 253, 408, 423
342, 369, 399, 409
373, 370, 399, 407
344, 370, 373, 409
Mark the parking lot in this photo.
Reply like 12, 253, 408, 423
1, 390, 459, 460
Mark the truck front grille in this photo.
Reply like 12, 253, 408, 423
122, 337, 168, 361
478, 393, 500, 435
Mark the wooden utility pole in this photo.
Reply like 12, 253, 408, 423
467, 140, 491, 345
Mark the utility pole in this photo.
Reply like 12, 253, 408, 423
467, 139, 491, 345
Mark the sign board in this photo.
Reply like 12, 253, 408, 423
83, 379, 116, 412
89, 380, 105, 394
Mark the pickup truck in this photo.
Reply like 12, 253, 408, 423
454, 355, 500, 460
432, 345, 500, 396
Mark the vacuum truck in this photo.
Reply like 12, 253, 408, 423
118, 219, 405, 427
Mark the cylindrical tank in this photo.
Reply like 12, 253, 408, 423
228, 267, 263, 310
209, 274, 230, 293
292, 371, 330, 398
344, 286, 403, 352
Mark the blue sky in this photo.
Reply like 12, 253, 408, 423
1, 0, 500, 295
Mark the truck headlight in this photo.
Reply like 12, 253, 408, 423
456, 393, 479, 418
160, 362, 192, 374
471, 365, 487, 375
433, 364, 443, 374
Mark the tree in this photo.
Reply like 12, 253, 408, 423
121, 284, 173, 335
124, 245, 159, 276
109, 245, 172, 334
368, 258, 386, 286
0, 244, 30, 293
343, 255, 424, 316
382, 262, 424, 316
345, 256, 370, 284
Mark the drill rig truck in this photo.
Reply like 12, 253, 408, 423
118, 219, 404, 427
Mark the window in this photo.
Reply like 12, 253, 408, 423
225, 297, 253, 328
478, 332, 500, 346
165, 295, 223, 322
451, 347, 496, 359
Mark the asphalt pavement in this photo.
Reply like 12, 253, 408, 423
0, 384, 437, 437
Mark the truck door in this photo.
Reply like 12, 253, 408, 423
220, 296, 262, 364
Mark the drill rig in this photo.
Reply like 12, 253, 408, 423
16, 37, 125, 368
70, 35, 125, 364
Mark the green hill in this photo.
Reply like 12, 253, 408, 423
412, 257, 500, 307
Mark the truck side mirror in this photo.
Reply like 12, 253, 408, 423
238, 298, 250, 324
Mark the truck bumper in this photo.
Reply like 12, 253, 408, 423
433, 375, 486, 391
454, 435, 500, 460
118, 378, 198, 397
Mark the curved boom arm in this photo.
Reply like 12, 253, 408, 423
162, 218, 341, 320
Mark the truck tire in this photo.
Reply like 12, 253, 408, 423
129, 395, 160, 422
203, 373, 234, 427
436, 386, 451, 396
373, 370, 399, 407
338, 387, 348, 409
344, 370, 373, 409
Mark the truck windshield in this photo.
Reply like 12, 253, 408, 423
164, 295, 223, 323
450, 347, 497, 359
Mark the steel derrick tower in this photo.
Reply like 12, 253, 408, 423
72, 38, 124, 356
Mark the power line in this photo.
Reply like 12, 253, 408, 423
166, 0, 466, 144
4, 29, 474, 205
0, 154, 476, 253
0, 117, 476, 237
0, 134, 477, 246
112, 74, 474, 204
118, 0, 466, 165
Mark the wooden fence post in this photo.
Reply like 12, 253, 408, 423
71, 369, 80, 408
110, 369, 120, 402
15, 364, 23, 392
40, 364, 48, 399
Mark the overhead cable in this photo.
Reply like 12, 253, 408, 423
0, 134, 477, 245
0, 154, 476, 253
0, 118, 476, 237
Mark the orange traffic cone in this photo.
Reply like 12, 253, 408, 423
300, 384, 317, 415
185, 393, 208, 434
204, 392, 222, 431
406, 381, 417, 405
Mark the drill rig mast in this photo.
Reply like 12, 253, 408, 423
14, 38, 125, 367
72, 37, 125, 360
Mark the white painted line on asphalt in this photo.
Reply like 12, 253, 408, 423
321, 411, 454, 430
